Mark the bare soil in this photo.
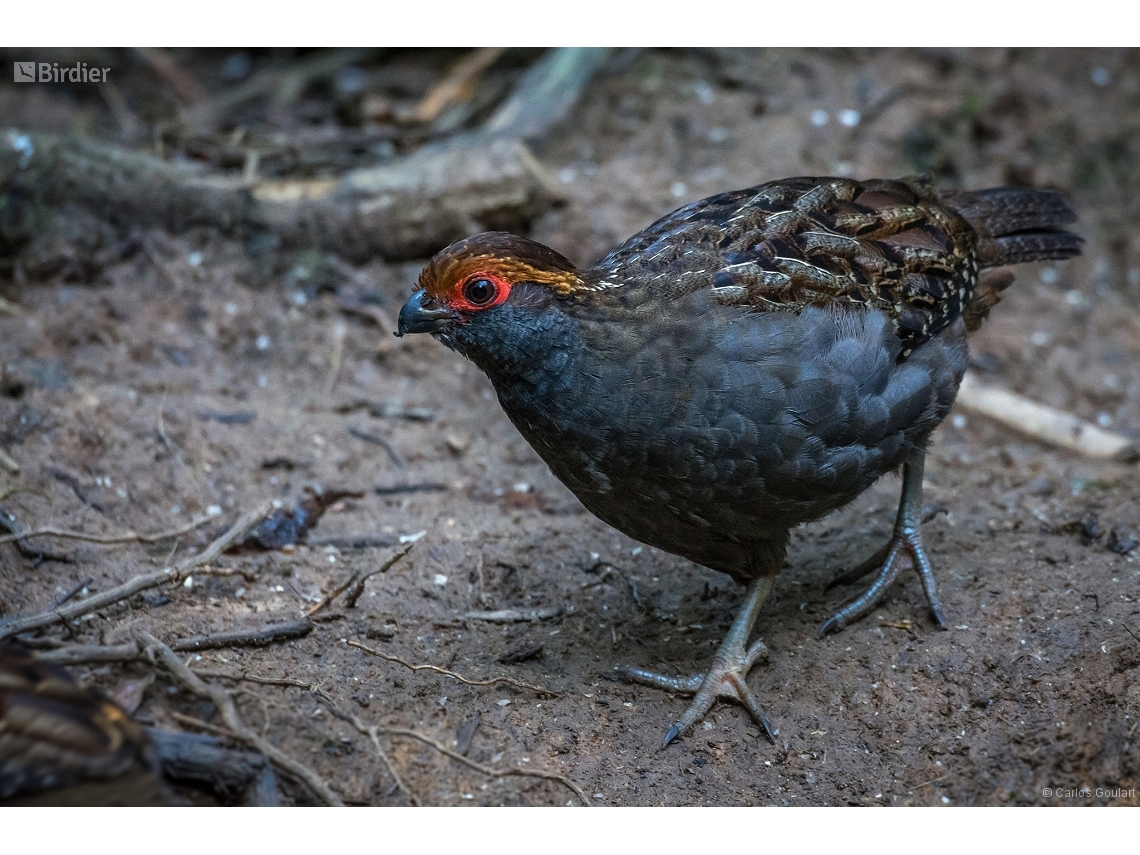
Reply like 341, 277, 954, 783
1, 47, 1138, 806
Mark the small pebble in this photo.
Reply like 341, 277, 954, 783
255, 334, 271, 350
433, 573, 448, 587
206, 505, 223, 516
837, 108, 861, 127
400, 530, 427, 544
183, 576, 193, 589
187, 251, 203, 267
497, 698, 511, 706
811, 109, 829, 126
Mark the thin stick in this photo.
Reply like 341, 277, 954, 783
307, 543, 413, 617
368, 726, 421, 806
347, 427, 404, 467
0, 500, 273, 641
141, 632, 344, 807
0, 512, 215, 547
35, 642, 142, 665
325, 320, 347, 397
464, 607, 561, 623
193, 668, 421, 806
171, 711, 239, 740
347, 639, 558, 697
171, 618, 313, 652
413, 47, 507, 123
382, 726, 590, 806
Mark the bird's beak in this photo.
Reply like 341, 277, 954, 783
395, 290, 459, 337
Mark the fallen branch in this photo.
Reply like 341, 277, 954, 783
956, 373, 1139, 461
170, 618, 314, 652
140, 632, 343, 807
2, 128, 559, 264
382, 726, 590, 807
347, 639, 558, 697
0, 500, 273, 641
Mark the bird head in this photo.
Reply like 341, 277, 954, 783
396, 232, 586, 372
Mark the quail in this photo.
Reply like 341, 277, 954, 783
396, 176, 1081, 745
0, 643, 167, 805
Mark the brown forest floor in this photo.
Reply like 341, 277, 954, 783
1, 47, 1139, 805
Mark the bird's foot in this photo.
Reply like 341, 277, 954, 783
616, 637, 773, 747
819, 526, 945, 637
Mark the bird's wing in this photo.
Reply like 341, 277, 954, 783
594, 177, 982, 356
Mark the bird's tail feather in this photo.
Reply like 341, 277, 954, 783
945, 187, 1083, 266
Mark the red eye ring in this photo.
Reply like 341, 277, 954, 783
453, 272, 510, 311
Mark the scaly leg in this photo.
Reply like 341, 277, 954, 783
617, 575, 776, 747
819, 451, 947, 637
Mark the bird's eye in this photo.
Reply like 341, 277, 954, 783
464, 278, 496, 306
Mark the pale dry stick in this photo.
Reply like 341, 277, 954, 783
140, 632, 344, 807
307, 543, 413, 618
347, 639, 559, 697
382, 726, 590, 807
0, 511, 215, 548
465, 607, 561, 623
0, 448, 20, 473
0, 500, 273, 640
325, 320, 347, 397
956, 372, 1139, 461
413, 47, 507, 123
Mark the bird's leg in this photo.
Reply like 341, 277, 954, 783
616, 575, 776, 747
819, 451, 946, 637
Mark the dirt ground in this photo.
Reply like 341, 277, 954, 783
1, 48, 1139, 806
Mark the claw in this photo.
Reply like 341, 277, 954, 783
618, 577, 777, 747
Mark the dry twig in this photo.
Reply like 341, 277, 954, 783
956, 373, 1139, 461
347, 639, 558, 697
307, 543, 413, 617
170, 618, 313, 652
0, 511, 215, 548
140, 632, 343, 806
195, 668, 421, 805
464, 607, 561, 623
413, 47, 507, 123
382, 727, 590, 806
0, 500, 273, 641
